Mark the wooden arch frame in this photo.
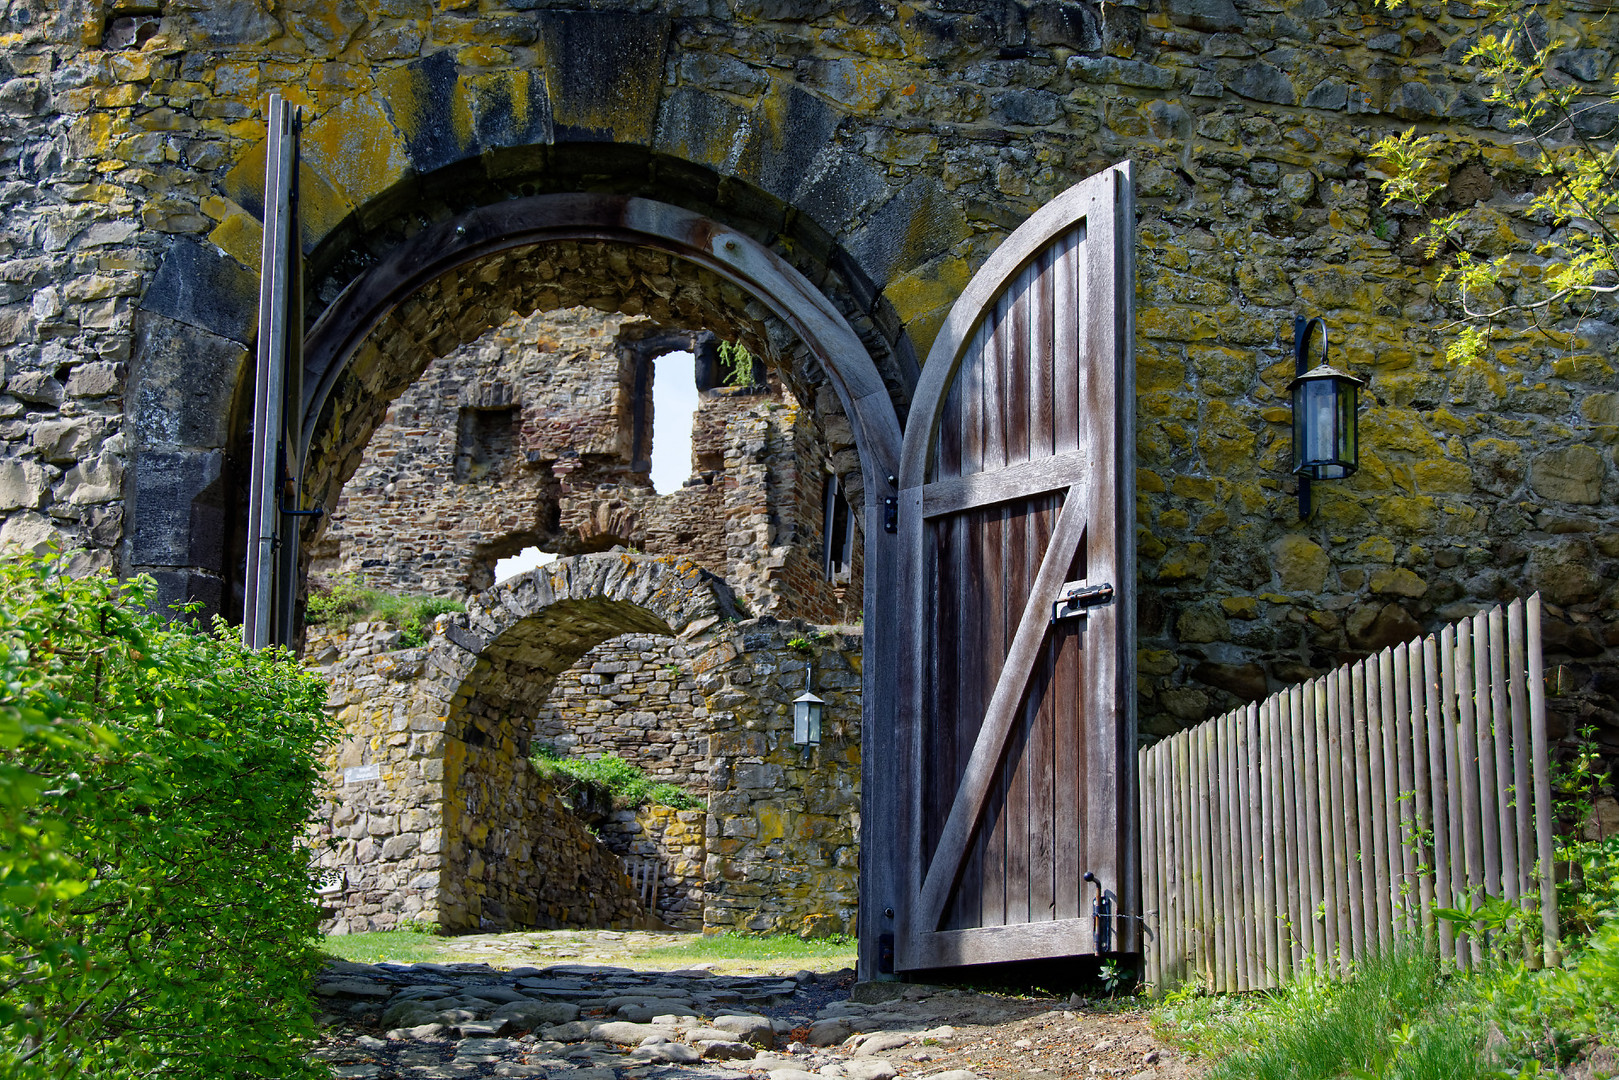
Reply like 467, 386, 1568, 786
292, 192, 906, 980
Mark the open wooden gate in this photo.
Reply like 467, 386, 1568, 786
895, 163, 1135, 971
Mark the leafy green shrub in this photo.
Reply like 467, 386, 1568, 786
530, 745, 700, 811
0, 553, 335, 1080
305, 576, 463, 647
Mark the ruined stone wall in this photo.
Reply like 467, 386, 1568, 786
312, 642, 646, 934
308, 607, 862, 937
696, 622, 863, 940
310, 306, 644, 597
314, 303, 861, 622
2, 0, 1616, 777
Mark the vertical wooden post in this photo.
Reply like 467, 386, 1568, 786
1526, 593, 1559, 967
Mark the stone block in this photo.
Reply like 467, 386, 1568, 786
532, 11, 670, 145
128, 449, 226, 569
0, 459, 47, 510
138, 239, 258, 345
128, 313, 248, 451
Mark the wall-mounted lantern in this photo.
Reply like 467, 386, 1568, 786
1289, 316, 1364, 519
793, 674, 824, 748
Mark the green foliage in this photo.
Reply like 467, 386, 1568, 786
1368, 0, 1617, 366
322, 930, 454, 966
718, 340, 758, 389
1156, 944, 1498, 1080
1560, 835, 1619, 944
530, 745, 700, 810
305, 575, 463, 647
786, 636, 814, 653
0, 553, 335, 1080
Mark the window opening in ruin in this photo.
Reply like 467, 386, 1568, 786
823, 472, 853, 584
494, 546, 556, 584
649, 349, 697, 494
454, 385, 519, 483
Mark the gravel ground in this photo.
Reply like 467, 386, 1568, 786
311, 933, 1202, 1080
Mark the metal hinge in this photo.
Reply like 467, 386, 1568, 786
884, 496, 898, 533
1052, 581, 1114, 623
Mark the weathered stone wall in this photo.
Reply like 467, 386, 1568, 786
313, 302, 862, 621
305, 554, 863, 937
696, 622, 864, 940
533, 630, 714, 792
312, 643, 647, 934
2, 0, 1616, 780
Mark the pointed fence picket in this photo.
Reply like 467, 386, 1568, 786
1140, 595, 1559, 993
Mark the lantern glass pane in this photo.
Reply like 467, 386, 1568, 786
1337, 382, 1358, 472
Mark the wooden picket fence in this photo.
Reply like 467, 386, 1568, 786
1139, 594, 1560, 993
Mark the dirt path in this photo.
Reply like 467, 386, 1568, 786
313, 930, 1202, 1080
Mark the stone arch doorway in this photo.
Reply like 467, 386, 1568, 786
318, 551, 738, 932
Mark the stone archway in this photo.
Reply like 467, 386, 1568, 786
316, 550, 737, 932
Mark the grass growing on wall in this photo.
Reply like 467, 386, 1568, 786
305, 575, 464, 646
530, 745, 701, 811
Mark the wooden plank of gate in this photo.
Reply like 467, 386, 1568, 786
1002, 513, 1030, 927
1392, 645, 1418, 938
1526, 593, 1559, 966
1453, 621, 1484, 967
1422, 634, 1455, 963
1027, 505, 1055, 925
1052, 503, 1081, 925
1507, 600, 1535, 921
1473, 612, 1503, 905
1169, 733, 1186, 988
1488, 606, 1520, 910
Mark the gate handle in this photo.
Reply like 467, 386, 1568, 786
1052, 581, 1113, 623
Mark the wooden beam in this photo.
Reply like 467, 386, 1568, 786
921, 450, 1088, 519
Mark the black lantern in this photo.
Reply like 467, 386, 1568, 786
1288, 317, 1363, 518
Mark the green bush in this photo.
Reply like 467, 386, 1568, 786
0, 554, 335, 1080
304, 575, 463, 647
530, 745, 700, 811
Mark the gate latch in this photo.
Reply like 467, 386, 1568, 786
1052, 581, 1114, 623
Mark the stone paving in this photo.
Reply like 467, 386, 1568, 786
310, 954, 1199, 1080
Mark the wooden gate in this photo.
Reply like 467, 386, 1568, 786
895, 164, 1136, 971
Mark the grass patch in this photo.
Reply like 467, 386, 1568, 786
531, 745, 700, 811
322, 928, 459, 966
1157, 944, 1497, 1080
306, 575, 463, 647
646, 932, 856, 970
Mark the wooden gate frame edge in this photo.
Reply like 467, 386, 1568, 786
294, 193, 907, 982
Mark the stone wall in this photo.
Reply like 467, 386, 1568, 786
696, 622, 864, 940
312, 302, 862, 622
2, 0, 1617, 782
312, 643, 647, 934
304, 554, 863, 937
